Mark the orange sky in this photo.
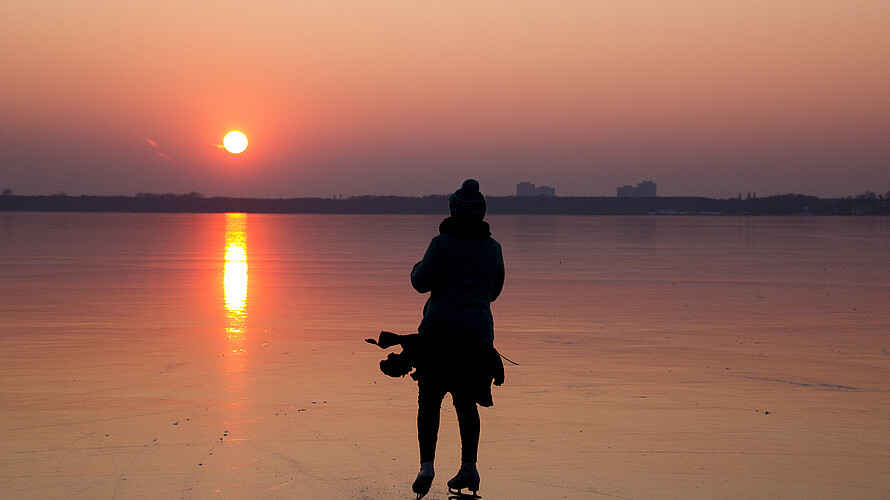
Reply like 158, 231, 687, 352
1, 1, 888, 197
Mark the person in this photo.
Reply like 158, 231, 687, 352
409, 179, 506, 498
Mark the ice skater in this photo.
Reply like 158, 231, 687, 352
409, 179, 506, 499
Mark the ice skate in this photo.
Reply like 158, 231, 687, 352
412, 470, 434, 499
447, 467, 480, 498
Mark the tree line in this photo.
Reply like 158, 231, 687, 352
1, 191, 888, 215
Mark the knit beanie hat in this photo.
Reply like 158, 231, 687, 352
449, 179, 486, 218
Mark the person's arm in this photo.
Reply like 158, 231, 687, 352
490, 245, 505, 302
410, 237, 440, 293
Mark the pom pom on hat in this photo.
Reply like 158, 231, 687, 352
460, 179, 480, 194
449, 178, 486, 218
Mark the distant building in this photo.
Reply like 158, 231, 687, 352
516, 182, 556, 197
617, 181, 657, 198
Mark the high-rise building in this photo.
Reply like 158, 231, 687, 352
617, 181, 657, 198
516, 182, 556, 197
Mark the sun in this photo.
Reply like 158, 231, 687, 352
223, 131, 248, 154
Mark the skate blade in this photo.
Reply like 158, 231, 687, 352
448, 488, 481, 499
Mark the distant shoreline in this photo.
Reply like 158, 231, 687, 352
0, 193, 887, 216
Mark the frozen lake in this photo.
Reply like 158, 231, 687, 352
1, 213, 888, 498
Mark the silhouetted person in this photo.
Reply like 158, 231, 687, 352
409, 179, 505, 498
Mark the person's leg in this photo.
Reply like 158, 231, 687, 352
415, 377, 448, 496
452, 391, 480, 463
417, 378, 448, 464
448, 390, 481, 493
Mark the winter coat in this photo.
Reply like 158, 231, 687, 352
410, 217, 505, 344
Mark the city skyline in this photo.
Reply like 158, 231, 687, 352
2, 2, 888, 199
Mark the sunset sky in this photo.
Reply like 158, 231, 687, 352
2, 1, 888, 198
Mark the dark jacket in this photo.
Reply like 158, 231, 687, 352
410, 217, 505, 344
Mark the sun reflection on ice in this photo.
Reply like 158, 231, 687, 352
222, 213, 252, 432
223, 213, 249, 411
224, 213, 248, 347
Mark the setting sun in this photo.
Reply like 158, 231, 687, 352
223, 131, 248, 154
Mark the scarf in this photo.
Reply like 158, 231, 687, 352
438, 216, 491, 240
